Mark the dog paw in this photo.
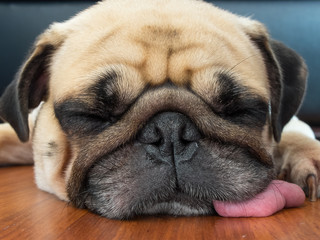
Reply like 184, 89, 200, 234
277, 132, 320, 201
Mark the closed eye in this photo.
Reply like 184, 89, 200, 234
54, 100, 118, 137
218, 97, 269, 128
211, 72, 269, 128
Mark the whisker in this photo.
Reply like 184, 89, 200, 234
224, 53, 260, 75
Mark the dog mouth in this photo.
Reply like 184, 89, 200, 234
82, 163, 217, 219
79, 135, 274, 219
81, 150, 273, 220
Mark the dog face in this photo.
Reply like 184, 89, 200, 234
0, 0, 307, 219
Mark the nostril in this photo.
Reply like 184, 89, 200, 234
180, 126, 192, 145
152, 130, 163, 147
181, 123, 202, 143
138, 123, 162, 145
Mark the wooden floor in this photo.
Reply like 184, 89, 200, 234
0, 166, 319, 240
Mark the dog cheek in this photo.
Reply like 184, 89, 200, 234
177, 140, 275, 201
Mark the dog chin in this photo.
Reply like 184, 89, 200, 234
137, 191, 215, 218
85, 190, 215, 220
142, 200, 214, 217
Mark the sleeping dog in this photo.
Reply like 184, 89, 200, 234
0, 0, 319, 219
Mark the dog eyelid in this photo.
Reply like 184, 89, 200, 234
54, 100, 113, 120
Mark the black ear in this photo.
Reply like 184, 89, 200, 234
0, 24, 66, 142
251, 36, 307, 142
269, 40, 307, 141
240, 18, 307, 142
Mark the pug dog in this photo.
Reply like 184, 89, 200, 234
0, 0, 319, 219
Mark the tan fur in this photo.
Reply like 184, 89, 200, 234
48, 0, 269, 102
275, 132, 320, 191
0, 112, 38, 166
0, 123, 33, 165
32, 103, 70, 200
0, 0, 318, 204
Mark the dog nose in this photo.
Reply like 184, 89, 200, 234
138, 112, 201, 163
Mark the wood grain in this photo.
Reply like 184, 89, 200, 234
0, 166, 319, 240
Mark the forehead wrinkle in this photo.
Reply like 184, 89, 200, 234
130, 19, 243, 86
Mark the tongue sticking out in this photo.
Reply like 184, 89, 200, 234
213, 180, 305, 217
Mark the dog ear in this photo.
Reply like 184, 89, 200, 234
0, 23, 67, 142
268, 40, 307, 141
241, 19, 307, 142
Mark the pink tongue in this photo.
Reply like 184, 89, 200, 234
213, 180, 305, 217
